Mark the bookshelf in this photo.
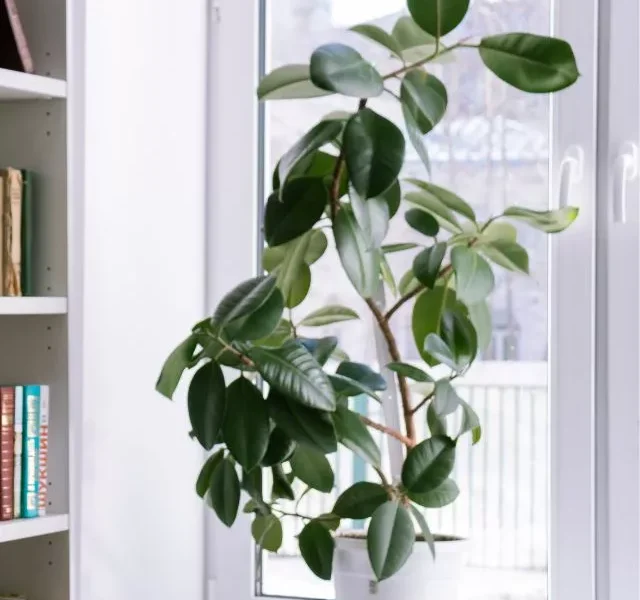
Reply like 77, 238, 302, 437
0, 0, 74, 599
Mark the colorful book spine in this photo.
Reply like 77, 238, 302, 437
12, 385, 22, 519
21, 385, 40, 518
20, 170, 33, 296
0, 387, 14, 521
38, 386, 49, 516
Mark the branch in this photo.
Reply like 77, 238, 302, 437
215, 336, 254, 368
272, 508, 338, 522
382, 40, 473, 81
410, 390, 436, 416
361, 414, 416, 448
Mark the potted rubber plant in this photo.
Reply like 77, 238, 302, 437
156, 1, 579, 598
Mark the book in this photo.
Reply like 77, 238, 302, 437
0, 0, 33, 73
12, 385, 22, 518
21, 385, 39, 518
0, 387, 14, 521
0, 168, 22, 296
20, 171, 33, 296
38, 386, 49, 516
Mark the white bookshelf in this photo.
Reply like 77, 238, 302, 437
0, 1, 75, 599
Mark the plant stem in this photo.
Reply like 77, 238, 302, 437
410, 390, 436, 415
215, 336, 255, 368
360, 414, 415, 448
374, 466, 391, 487
382, 40, 473, 81
272, 508, 337, 522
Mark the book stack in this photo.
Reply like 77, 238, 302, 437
0, 385, 49, 521
0, 169, 34, 297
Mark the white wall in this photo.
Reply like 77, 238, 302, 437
79, 1, 207, 598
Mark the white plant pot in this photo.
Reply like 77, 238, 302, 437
334, 535, 468, 600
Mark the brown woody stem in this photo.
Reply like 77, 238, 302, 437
360, 414, 415, 448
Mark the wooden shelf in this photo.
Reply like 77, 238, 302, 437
0, 68, 66, 100
0, 297, 67, 315
0, 514, 69, 544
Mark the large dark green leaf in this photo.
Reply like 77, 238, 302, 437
258, 64, 332, 100
278, 121, 343, 195
503, 205, 579, 232
451, 246, 495, 305
310, 43, 384, 98
380, 180, 402, 217
407, 0, 470, 37
299, 521, 335, 581
337, 362, 387, 392
329, 374, 381, 402
271, 464, 295, 501
424, 334, 459, 371
350, 188, 390, 250
255, 319, 294, 348
224, 288, 285, 342
406, 179, 476, 223
299, 336, 339, 366
413, 242, 446, 289
213, 275, 277, 329
333, 405, 382, 467
400, 70, 447, 134
367, 501, 415, 581
480, 239, 529, 274
344, 109, 406, 200
267, 390, 337, 453
261, 427, 297, 467
299, 305, 360, 327
156, 334, 198, 399
188, 360, 227, 451
208, 458, 241, 527
410, 478, 460, 509
412, 285, 458, 365
333, 207, 380, 299
438, 308, 478, 370
409, 505, 435, 558
479, 33, 579, 93
401, 436, 456, 494
249, 342, 336, 411
290, 446, 335, 492
252, 515, 283, 552
350, 23, 404, 60
386, 362, 433, 383
263, 229, 327, 273
242, 467, 268, 513
265, 178, 328, 247
223, 378, 270, 470
405, 208, 439, 237
196, 449, 224, 498
333, 482, 389, 519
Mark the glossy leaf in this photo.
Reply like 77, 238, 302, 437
299, 336, 339, 366
333, 405, 382, 468
249, 342, 336, 411
402, 436, 456, 493
223, 378, 270, 470
195, 449, 224, 498
350, 188, 390, 250
424, 334, 459, 371
410, 478, 460, 509
263, 229, 328, 273
427, 404, 448, 437
468, 300, 492, 352
480, 239, 529, 274
406, 179, 476, 222
439, 308, 478, 369
208, 458, 241, 527
329, 373, 381, 402
310, 43, 384, 98
333, 482, 389, 519
479, 33, 579, 93
451, 246, 495, 304
213, 275, 277, 329
413, 242, 446, 289
405, 192, 460, 233
252, 515, 283, 552
367, 501, 415, 581
407, 0, 470, 37
188, 360, 227, 451
241, 468, 268, 515
258, 64, 331, 100
459, 399, 482, 444
299, 521, 335, 581
299, 305, 360, 328
344, 108, 406, 199
433, 380, 460, 415
225, 287, 285, 342
261, 427, 297, 467
405, 208, 439, 237
503, 205, 579, 232
156, 335, 198, 399
409, 505, 435, 559
400, 70, 447, 134
337, 362, 387, 392
290, 445, 335, 492
271, 464, 295, 501
254, 318, 294, 348
350, 23, 404, 60
412, 285, 457, 365
386, 362, 433, 383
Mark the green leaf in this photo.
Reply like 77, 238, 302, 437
468, 300, 492, 352
337, 362, 387, 392
317, 513, 341, 531
399, 269, 422, 297
329, 373, 381, 402
410, 478, 460, 509
344, 108, 406, 199
386, 362, 433, 383
405, 192, 460, 233
433, 380, 460, 415
424, 334, 459, 371
258, 64, 332, 101
480, 239, 529, 274
156, 335, 198, 399
383, 243, 419, 254
213, 275, 277, 329
263, 229, 327, 273
392, 16, 436, 56
278, 121, 343, 195
299, 337, 339, 366
400, 70, 447, 134
299, 521, 335, 581
188, 360, 227, 451
249, 341, 336, 411
459, 399, 482, 444
223, 378, 270, 470
479, 33, 579, 93
265, 179, 328, 246
413, 242, 446, 289
271, 464, 295, 501
503, 205, 579, 233
290, 445, 335, 492
427, 404, 447, 437
242, 468, 268, 514
299, 305, 360, 328
334, 207, 380, 299
208, 458, 241, 527
451, 246, 495, 305
252, 515, 283, 552
267, 390, 337, 454
407, 0, 470, 37
225, 287, 285, 342
380, 180, 402, 217
261, 427, 297, 467
350, 188, 390, 250
439, 307, 478, 368
367, 501, 415, 581
350, 23, 404, 60
408, 505, 435, 559
481, 221, 517, 243
333, 405, 382, 468
412, 285, 458, 365
402, 436, 456, 494
403, 102, 432, 174
405, 208, 439, 237
254, 318, 294, 348
333, 481, 389, 519
287, 263, 311, 309
406, 179, 476, 222
310, 43, 384, 98
380, 252, 398, 296
196, 449, 225, 498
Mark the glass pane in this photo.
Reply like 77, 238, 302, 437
258, 1, 551, 599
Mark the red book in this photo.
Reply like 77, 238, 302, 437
0, 387, 14, 521
0, 0, 34, 74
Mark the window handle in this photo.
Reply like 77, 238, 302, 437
613, 142, 639, 224
558, 145, 584, 209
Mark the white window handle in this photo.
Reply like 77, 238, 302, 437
558, 145, 584, 209
613, 141, 639, 224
